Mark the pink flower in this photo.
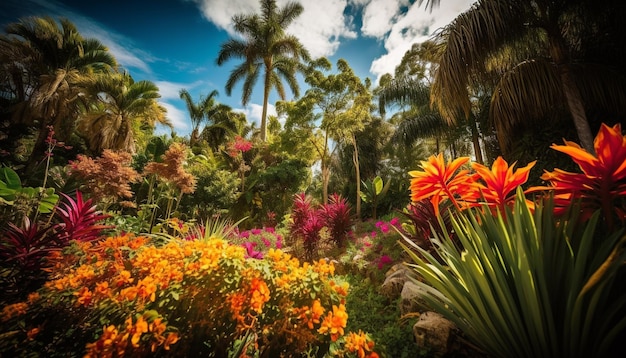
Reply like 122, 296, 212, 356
251, 228, 262, 235
377, 255, 393, 270
370, 231, 377, 238
379, 223, 390, 234
242, 241, 263, 259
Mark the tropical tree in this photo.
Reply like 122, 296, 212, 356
201, 108, 247, 152
216, 0, 311, 142
78, 71, 169, 154
0, 16, 117, 173
179, 89, 218, 147
431, 0, 626, 155
378, 42, 485, 163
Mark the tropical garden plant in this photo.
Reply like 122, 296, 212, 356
0, 231, 380, 357
400, 123, 626, 357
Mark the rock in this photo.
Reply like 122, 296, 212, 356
400, 280, 430, 315
380, 263, 415, 299
413, 311, 458, 357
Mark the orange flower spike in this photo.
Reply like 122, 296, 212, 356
471, 156, 536, 207
409, 154, 474, 214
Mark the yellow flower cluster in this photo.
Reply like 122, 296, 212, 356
1, 233, 352, 356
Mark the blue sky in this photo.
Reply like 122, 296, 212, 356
1, 0, 475, 136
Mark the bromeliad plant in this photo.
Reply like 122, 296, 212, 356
401, 123, 626, 357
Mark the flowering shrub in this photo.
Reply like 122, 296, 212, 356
339, 217, 404, 281
0, 234, 353, 357
230, 226, 284, 259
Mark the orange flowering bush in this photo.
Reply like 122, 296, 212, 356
0, 233, 352, 357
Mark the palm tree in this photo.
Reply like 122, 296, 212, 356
201, 108, 246, 152
216, 0, 310, 142
431, 0, 626, 154
0, 16, 117, 172
179, 89, 219, 147
78, 71, 169, 154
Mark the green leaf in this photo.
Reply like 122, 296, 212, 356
0, 167, 22, 189
373, 176, 383, 195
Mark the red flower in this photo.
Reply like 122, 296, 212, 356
538, 123, 626, 227
409, 154, 478, 215
471, 156, 535, 211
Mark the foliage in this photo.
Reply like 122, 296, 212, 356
178, 158, 241, 219
230, 226, 285, 259
69, 150, 141, 209
0, 166, 59, 226
338, 218, 405, 283
0, 234, 355, 357
344, 275, 423, 358
359, 176, 391, 220
401, 123, 626, 357
319, 194, 353, 248
0, 190, 111, 305
53, 191, 112, 243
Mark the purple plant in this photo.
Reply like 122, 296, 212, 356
53, 191, 112, 243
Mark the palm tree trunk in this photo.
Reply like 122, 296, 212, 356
549, 33, 595, 154
261, 61, 272, 142
25, 122, 51, 175
560, 68, 595, 154
470, 116, 484, 164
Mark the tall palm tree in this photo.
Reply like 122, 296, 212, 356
78, 71, 169, 154
431, 0, 626, 154
216, 0, 310, 142
179, 89, 220, 147
0, 16, 116, 172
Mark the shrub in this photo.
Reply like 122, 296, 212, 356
0, 234, 354, 357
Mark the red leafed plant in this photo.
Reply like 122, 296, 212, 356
290, 193, 354, 260
53, 191, 112, 243
290, 193, 322, 260
319, 193, 353, 248
0, 217, 54, 272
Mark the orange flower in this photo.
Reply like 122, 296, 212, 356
471, 156, 536, 210
26, 327, 41, 341
75, 287, 93, 306
409, 154, 477, 215
344, 330, 377, 358
538, 123, 626, 227
163, 332, 179, 350
249, 277, 270, 313
318, 304, 348, 341
129, 315, 149, 348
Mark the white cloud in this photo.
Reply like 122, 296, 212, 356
234, 102, 277, 127
192, 0, 356, 58
364, 0, 475, 82
360, 0, 410, 38
160, 101, 190, 134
